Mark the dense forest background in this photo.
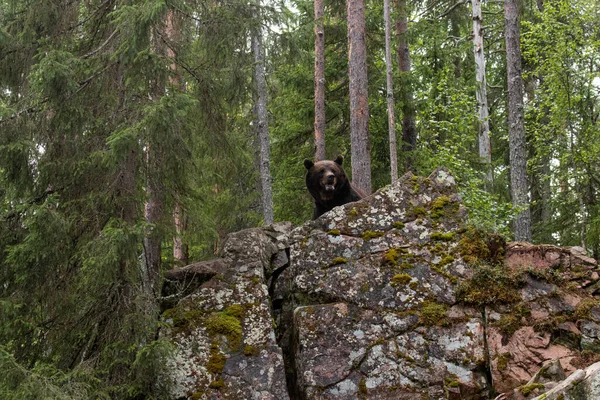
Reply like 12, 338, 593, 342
0, 0, 598, 398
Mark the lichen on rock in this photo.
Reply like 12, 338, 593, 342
160, 169, 600, 400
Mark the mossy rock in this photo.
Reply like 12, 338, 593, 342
430, 232, 455, 241
456, 264, 524, 307
207, 342, 227, 374
205, 307, 243, 349
430, 195, 458, 219
497, 352, 512, 371
393, 221, 406, 229
243, 345, 260, 356
391, 273, 412, 287
330, 257, 347, 266
574, 298, 600, 320
362, 230, 384, 241
208, 378, 224, 389
419, 301, 449, 326
518, 383, 545, 396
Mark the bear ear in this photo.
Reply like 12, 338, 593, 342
334, 154, 344, 166
303, 159, 314, 170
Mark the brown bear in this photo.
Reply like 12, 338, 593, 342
304, 154, 365, 219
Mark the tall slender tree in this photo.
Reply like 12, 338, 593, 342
505, 0, 532, 241
384, 0, 398, 183
471, 0, 492, 183
253, 1, 274, 225
395, 0, 417, 168
347, 0, 371, 193
314, 0, 326, 161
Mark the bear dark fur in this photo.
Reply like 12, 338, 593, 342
304, 154, 364, 219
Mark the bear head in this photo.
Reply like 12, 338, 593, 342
303, 154, 348, 202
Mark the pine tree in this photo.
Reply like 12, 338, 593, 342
314, 0, 326, 161
347, 0, 371, 194
505, 0, 532, 241
384, 0, 398, 183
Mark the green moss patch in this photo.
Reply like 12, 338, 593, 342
330, 257, 347, 265
411, 207, 427, 219
430, 195, 457, 219
456, 264, 524, 307
207, 342, 227, 374
497, 352, 512, 371
393, 221, 406, 229
205, 306, 243, 349
362, 230, 384, 241
419, 301, 449, 326
496, 304, 531, 336
574, 298, 600, 320
327, 229, 341, 236
518, 383, 545, 396
382, 248, 407, 266
456, 228, 505, 264
430, 232, 455, 241
243, 345, 260, 356
391, 273, 412, 287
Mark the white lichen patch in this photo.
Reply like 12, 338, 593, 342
327, 378, 358, 395
443, 361, 472, 383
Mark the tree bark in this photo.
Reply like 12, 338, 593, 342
395, 0, 417, 167
472, 0, 492, 184
384, 0, 398, 184
505, 0, 532, 241
165, 9, 188, 265
142, 160, 163, 299
252, 5, 274, 225
314, 0, 326, 161
173, 202, 188, 265
347, 0, 371, 194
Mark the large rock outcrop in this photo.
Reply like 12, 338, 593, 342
161, 169, 600, 399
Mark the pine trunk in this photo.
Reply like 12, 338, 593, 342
142, 167, 163, 298
472, 0, 492, 183
165, 9, 188, 265
384, 0, 398, 184
505, 0, 532, 241
173, 202, 188, 265
314, 0, 326, 161
252, 8, 274, 225
395, 0, 417, 166
347, 0, 371, 194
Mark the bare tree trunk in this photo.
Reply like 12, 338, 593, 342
252, 5, 274, 225
142, 156, 163, 298
173, 202, 188, 265
395, 0, 417, 168
314, 0, 326, 161
384, 0, 398, 184
471, 0, 492, 184
165, 9, 188, 265
505, 0, 531, 242
347, 0, 371, 194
